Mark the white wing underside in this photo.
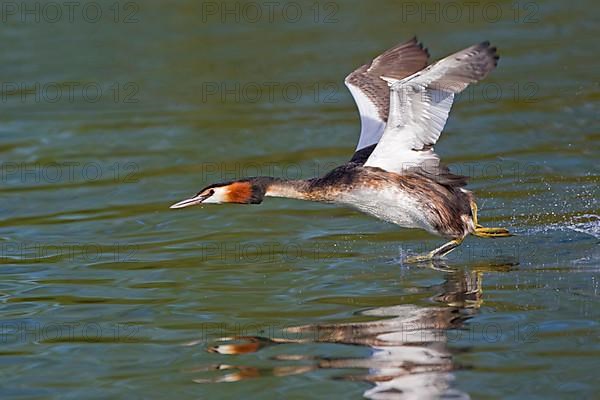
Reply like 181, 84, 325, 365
364, 42, 498, 174
364, 81, 455, 173
343, 37, 431, 152
345, 83, 386, 150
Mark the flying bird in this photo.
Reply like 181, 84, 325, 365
170, 37, 511, 261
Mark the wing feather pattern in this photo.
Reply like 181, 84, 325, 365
345, 37, 429, 152
364, 42, 499, 176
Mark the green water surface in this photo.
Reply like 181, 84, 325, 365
1, 1, 598, 398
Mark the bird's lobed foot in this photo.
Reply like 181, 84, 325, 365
474, 226, 513, 238
404, 253, 437, 264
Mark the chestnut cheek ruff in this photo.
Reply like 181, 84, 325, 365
226, 182, 254, 204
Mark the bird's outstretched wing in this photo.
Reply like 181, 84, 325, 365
345, 37, 429, 158
364, 42, 499, 176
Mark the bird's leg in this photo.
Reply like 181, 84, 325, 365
431, 238, 465, 258
470, 200, 513, 238
405, 238, 464, 264
471, 200, 480, 227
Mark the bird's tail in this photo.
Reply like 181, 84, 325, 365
470, 201, 513, 238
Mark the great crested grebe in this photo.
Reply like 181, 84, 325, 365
171, 37, 512, 261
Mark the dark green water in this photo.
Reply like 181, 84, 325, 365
1, 1, 598, 398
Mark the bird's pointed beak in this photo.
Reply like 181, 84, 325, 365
169, 193, 209, 209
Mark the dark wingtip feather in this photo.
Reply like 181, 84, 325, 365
488, 45, 500, 66
413, 36, 430, 59
478, 41, 500, 66
421, 44, 431, 58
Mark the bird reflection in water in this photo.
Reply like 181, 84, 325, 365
189, 261, 514, 399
